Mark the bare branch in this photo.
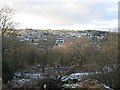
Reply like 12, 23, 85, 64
0, 6, 16, 38
58, 63, 82, 80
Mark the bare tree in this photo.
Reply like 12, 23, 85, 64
71, 36, 91, 65
0, 6, 18, 58
1, 6, 19, 83
0, 6, 17, 38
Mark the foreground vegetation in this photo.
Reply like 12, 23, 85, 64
2, 31, 120, 89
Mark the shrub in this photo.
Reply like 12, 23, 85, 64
2, 60, 14, 83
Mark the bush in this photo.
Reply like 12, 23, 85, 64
2, 60, 14, 83
81, 70, 120, 89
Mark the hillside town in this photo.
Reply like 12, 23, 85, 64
17, 29, 107, 48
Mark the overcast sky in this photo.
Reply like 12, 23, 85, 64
0, 0, 119, 31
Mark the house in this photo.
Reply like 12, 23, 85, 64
55, 37, 65, 46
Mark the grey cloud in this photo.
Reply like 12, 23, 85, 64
1, 0, 117, 29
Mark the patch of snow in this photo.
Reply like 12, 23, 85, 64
61, 72, 89, 81
24, 73, 43, 79
15, 73, 22, 77
18, 79, 30, 84
62, 83, 80, 88
103, 84, 114, 90
14, 72, 44, 79
11, 79, 30, 87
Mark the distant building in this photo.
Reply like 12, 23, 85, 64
18, 29, 48, 45
55, 37, 65, 46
